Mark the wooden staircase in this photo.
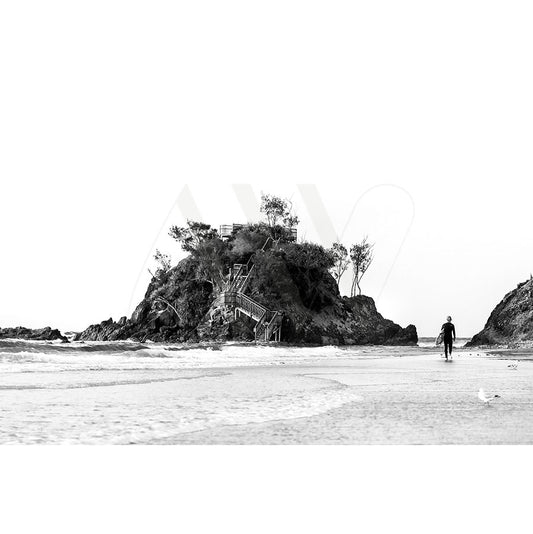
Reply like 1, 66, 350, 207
208, 237, 283, 342
254, 309, 283, 343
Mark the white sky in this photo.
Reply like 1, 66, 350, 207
1, 1, 532, 337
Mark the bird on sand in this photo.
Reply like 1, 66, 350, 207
507, 360, 519, 370
478, 388, 501, 405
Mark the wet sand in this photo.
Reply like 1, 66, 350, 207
1, 342, 531, 444
155, 351, 533, 445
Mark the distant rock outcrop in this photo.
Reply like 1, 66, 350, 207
76, 229, 418, 346
467, 278, 533, 347
0, 326, 68, 343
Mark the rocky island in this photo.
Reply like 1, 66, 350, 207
1, 195, 418, 347
76, 206, 418, 346
467, 277, 533, 347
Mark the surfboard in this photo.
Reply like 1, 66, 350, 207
435, 333, 444, 346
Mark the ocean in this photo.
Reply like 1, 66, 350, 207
0, 338, 531, 444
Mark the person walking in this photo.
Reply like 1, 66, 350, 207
441, 316, 456, 361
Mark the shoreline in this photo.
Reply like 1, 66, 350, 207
0, 344, 531, 444
0, 335, 521, 355
3, 329, 531, 351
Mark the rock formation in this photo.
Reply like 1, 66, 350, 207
467, 278, 533, 347
76, 229, 418, 346
0, 326, 68, 342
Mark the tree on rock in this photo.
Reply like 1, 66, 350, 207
350, 237, 374, 297
169, 220, 229, 291
329, 242, 350, 289
169, 220, 218, 253
260, 193, 299, 241
150, 249, 172, 279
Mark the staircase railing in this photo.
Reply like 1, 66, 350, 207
225, 236, 272, 294
208, 235, 283, 341
246, 236, 273, 271
227, 264, 246, 292
254, 311, 268, 336
254, 310, 283, 342
265, 311, 283, 341
234, 293, 268, 322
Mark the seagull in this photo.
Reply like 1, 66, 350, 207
478, 388, 501, 405
508, 360, 519, 370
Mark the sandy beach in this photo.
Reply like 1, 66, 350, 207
0, 340, 531, 445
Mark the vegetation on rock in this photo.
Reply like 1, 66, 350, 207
76, 194, 417, 345
330, 243, 350, 288
328, 237, 374, 296
260, 193, 299, 234
349, 237, 374, 297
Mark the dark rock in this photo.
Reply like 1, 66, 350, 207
77, 234, 417, 346
0, 326, 69, 343
76, 256, 212, 343
197, 248, 417, 346
342, 296, 418, 345
467, 278, 533, 347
